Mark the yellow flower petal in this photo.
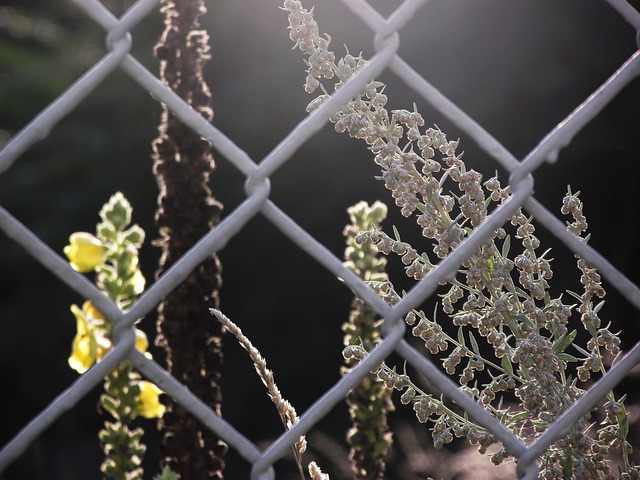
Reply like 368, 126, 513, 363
130, 269, 146, 295
68, 304, 95, 373
64, 232, 105, 273
136, 381, 165, 419
68, 302, 111, 374
135, 329, 148, 352
68, 331, 93, 374
82, 300, 106, 321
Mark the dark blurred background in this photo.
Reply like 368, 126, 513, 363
1, 0, 640, 478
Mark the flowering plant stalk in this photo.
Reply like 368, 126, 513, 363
282, 1, 639, 478
65, 192, 165, 480
342, 201, 393, 480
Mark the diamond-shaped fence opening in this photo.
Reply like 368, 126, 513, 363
2, 1, 640, 479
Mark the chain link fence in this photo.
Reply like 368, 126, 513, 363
1, 0, 640, 479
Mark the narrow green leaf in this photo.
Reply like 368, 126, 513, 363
392, 225, 401, 241
553, 329, 578, 354
457, 326, 466, 347
566, 289, 583, 302
469, 331, 481, 357
559, 353, 582, 363
501, 355, 514, 376
505, 411, 530, 424
572, 343, 591, 357
501, 235, 511, 259
618, 403, 630, 438
367, 81, 385, 90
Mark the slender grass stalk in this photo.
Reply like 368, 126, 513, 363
210, 309, 307, 479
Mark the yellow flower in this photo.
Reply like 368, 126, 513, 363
136, 381, 165, 419
64, 232, 105, 272
68, 301, 111, 374
68, 302, 152, 374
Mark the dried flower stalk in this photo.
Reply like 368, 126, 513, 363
152, 0, 226, 477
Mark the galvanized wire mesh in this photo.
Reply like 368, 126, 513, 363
1, 1, 640, 479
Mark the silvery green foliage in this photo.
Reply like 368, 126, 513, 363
283, 1, 638, 478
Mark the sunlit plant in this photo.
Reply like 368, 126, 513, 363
64, 192, 165, 480
282, 1, 639, 478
